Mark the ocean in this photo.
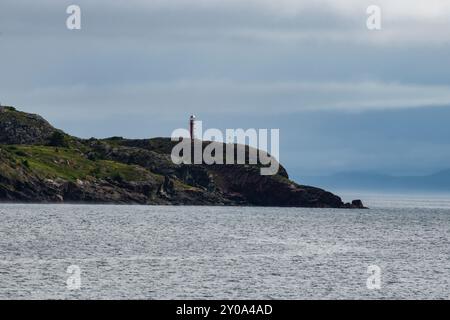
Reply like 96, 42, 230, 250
0, 195, 449, 299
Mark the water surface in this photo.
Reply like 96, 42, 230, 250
0, 198, 449, 299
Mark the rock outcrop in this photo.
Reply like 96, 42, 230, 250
0, 106, 366, 208
0, 106, 57, 145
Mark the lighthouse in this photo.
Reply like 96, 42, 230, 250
189, 115, 196, 139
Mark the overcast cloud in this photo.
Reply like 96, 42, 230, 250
1, 0, 450, 177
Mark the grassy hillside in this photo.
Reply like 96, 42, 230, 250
5, 145, 155, 182
0, 106, 365, 207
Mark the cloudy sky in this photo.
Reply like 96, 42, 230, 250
1, 0, 450, 178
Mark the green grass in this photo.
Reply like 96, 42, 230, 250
7, 145, 156, 182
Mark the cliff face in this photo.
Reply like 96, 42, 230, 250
0, 106, 365, 208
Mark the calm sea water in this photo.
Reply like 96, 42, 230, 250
0, 195, 449, 299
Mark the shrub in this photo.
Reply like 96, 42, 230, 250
91, 166, 101, 176
22, 159, 30, 168
48, 131, 68, 147
15, 150, 28, 157
111, 172, 124, 183
87, 152, 98, 161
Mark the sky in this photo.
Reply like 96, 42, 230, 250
1, 0, 450, 178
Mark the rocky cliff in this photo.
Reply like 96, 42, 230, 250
0, 106, 365, 208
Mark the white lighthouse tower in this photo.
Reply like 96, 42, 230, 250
189, 114, 196, 139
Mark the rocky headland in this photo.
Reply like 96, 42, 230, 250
0, 106, 365, 208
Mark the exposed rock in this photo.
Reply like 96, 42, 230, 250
0, 107, 366, 208
342, 199, 368, 209
0, 106, 57, 145
351, 199, 366, 208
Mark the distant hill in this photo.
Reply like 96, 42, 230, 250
0, 106, 365, 208
301, 170, 450, 192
